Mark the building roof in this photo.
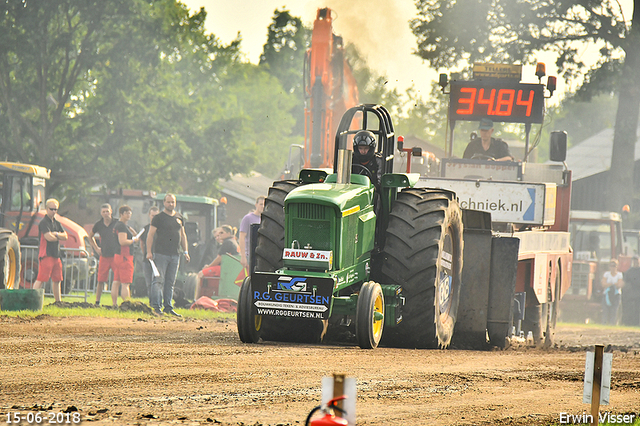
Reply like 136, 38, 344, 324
565, 127, 640, 181
218, 171, 273, 205
402, 135, 446, 159
155, 193, 218, 206
0, 162, 50, 179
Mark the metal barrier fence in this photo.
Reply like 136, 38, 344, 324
20, 245, 98, 302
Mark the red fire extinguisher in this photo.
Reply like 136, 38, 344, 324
305, 395, 349, 426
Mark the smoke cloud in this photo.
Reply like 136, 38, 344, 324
304, 0, 437, 98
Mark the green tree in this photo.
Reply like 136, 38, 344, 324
0, 0, 297, 198
217, 62, 298, 179
345, 44, 402, 112
260, 9, 309, 96
551, 94, 618, 146
411, 0, 640, 211
0, 0, 138, 193
258, 8, 308, 142
394, 84, 447, 148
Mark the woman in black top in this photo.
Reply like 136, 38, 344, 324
194, 225, 239, 299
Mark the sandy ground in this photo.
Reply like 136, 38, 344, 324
1, 314, 639, 426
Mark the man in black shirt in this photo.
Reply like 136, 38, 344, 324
146, 194, 189, 316
89, 204, 120, 306
33, 198, 68, 302
463, 118, 514, 161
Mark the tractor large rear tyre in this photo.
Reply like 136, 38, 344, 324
0, 230, 21, 290
378, 188, 463, 349
255, 180, 302, 272
253, 180, 326, 344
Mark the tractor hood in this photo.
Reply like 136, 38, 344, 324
284, 182, 373, 216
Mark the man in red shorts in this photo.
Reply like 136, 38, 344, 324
112, 205, 139, 308
89, 203, 120, 306
33, 198, 68, 302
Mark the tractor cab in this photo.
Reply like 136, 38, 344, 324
0, 162, 93, 253
333, 103, 396, 185
0, 162, 48, 231
0, 162, 95, 290
281, 104, 412, 271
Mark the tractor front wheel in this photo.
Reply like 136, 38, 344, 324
237, 277, 261, 343
356, 281, 385, 349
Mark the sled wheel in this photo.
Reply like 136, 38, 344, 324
356, 281, 385, 349
379, 188, 463, 348
237, 277, 261, 343
524, 269, 560, 349
0, 230, 21, 290
542, 263, 561, 348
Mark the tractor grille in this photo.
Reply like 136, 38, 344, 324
289, 203, 333, 251
291, 220, 331, 250
297, 203, 327, 220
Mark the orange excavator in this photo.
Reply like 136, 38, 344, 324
283, 8, 359, 178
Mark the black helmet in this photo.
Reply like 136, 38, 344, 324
353, 130, 376, 163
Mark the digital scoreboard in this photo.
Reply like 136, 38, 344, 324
449, 80, 545, 124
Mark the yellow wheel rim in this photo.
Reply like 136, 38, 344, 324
254, 314, 262, 332
372, 293, 384, 340
5, 247, 17, 289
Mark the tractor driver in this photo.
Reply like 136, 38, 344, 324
463, 118, 514, 161
352, 130, 383, 187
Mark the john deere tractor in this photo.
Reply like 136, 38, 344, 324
237, 104, 464, 349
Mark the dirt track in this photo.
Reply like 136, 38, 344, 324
1, 315, 639, 426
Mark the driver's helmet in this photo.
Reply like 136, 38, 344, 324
353, 130, 377, 164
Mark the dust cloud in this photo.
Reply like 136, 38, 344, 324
305, 0, 437, 98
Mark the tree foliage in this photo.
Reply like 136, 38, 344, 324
258, 8, 309, 142
345, 44, 401, 112
412, 1, 629, 79
411, 0, 640, 210
260, 9, 309, 97
259, 10, 406, 173
0, 0, 297, 199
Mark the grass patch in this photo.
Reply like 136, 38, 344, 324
557, 321, 640, 331
0, 294, 235, 321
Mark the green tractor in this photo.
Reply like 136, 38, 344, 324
237, 104, 464, 349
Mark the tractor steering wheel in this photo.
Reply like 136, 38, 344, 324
471, 153, 496, 161
352, 164, 374, 181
